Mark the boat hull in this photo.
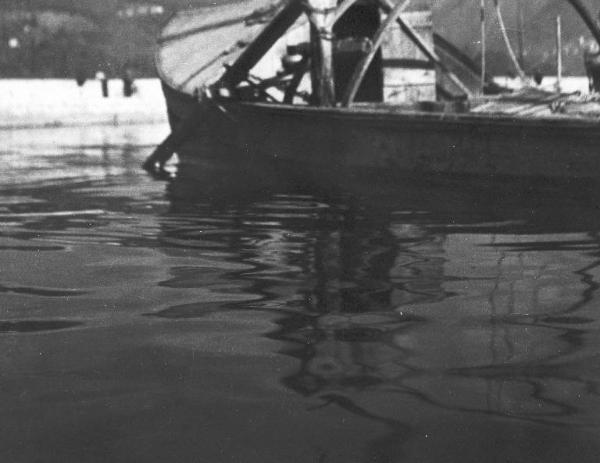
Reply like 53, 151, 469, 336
163, 85, 600, 180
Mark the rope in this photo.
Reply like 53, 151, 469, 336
493, 0, 526, 80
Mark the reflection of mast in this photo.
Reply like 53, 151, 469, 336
564, 231, 600, 316
280, 213, 445, 396
461, 230, 600, 425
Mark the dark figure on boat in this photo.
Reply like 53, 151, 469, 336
585, 45, 600, 92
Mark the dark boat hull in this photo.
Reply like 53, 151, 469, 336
163, 84, 600, 180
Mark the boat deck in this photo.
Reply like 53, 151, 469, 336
470, 88, 600, 119
238, 99, 600, 130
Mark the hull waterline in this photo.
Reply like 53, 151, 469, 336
163, 84, 600, 181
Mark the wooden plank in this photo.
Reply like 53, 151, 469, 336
381, 11, 436, 104
219, 0, 305, 88
383, 68, 436, 103
378, 0, 472, 98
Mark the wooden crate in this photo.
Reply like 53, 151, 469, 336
381, 10, 436, 104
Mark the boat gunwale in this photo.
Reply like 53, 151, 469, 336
227, 100, 600, 131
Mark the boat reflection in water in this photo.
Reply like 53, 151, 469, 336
155, 152, 600, 461
3, 116, 600, 462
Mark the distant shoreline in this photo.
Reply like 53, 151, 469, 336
0, 78, 168, 130
0, 76, 590, 130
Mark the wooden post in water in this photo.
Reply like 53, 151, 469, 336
556, 15, 562, 92
307, 0, 337, 106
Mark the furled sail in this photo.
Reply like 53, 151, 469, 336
156, 0, 285, 95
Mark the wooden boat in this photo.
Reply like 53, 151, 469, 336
146, 0, 600, 180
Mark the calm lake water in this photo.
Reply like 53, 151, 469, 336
2, 123, 600, 462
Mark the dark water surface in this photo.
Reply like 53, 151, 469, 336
2, 124, 600, 462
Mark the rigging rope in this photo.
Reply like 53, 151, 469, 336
493, 0, 526, 80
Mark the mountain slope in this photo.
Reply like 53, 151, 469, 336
0, 0, 221, 78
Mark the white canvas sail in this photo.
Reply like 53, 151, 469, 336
156, 0, 285, 95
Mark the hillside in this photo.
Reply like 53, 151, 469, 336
0, 0, 598, 78
0, 0, 220, 78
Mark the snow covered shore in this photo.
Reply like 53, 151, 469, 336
0, 79, 168, 129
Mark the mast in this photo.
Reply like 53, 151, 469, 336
307, 0, 337, 106
556, 15, 562, 92
517, 1, 524, 68
480, 0, 486, 94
